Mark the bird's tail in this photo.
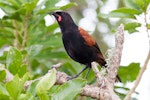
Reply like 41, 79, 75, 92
116, 74, 122, 82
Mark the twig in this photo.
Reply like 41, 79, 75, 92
91, 62, 106, 87
124, 12, 150, 100
52, 63, 63, 69
22, 13, 29, 49
13, 20, 20, 48
124, 51, 150, 100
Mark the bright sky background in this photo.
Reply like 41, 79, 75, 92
0, 0, 150, 99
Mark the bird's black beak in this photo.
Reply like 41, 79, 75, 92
48, 12, 59, 18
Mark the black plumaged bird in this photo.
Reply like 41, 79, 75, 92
51, 11, 121, 81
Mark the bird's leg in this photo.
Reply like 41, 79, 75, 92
67, 66, 88, 81
84, 67, 91, 79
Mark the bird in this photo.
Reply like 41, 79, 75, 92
51, 11, 121, 81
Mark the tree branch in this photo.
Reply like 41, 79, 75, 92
22, 13, 29, 49
124, 51, 150, 100
107, 24, 124, 87
13, 20, 20, 48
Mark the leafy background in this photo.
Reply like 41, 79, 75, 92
0, 0, 149, 100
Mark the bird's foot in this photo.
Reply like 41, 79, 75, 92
66, 77, 74, 81
66, 75, 79, 81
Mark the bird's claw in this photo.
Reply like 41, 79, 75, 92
66, 76, 76, 81
66, 76, 72, 81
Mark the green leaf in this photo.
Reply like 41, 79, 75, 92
0, 94, 9, 100
0, 51, 8, 64
99, 12, 135, 19
18, 93, 34, 100
0, 2, 16, 14
124, 22, 141, 33
0, 70, 6, 81
36, 51, 67, 60
61, 62, 77, 75
60, 3, 77, 10
136, 0, 150, 12
39, 33, 62, 47
118, 63, 140, 83
6, 75, 20, 99
147, 24, 150, 29
0, 19, 14, 28
28, 45, 43, 57
38, 93, 49, 100
36, 69, 56, 95
6, 73, 29, 100
18, 64, 27, 77
124, 0, 141, 11
23, 0, 38, 12
45, 0, 59, 8
7, 0, 21, 8
37, 2, 77, 14
0, 82, 9, 96
112, 8, 141, 15
36, 8, 59, 15
51, 78, 86, 100
6, 47, 22, 75
27, 80, 39, 96
45, 23, 58, 33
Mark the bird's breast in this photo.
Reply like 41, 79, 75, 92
62, 31, 95, 64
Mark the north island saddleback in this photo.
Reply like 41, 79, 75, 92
51, 11, 121, 82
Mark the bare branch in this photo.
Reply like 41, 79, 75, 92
52, 63, 63, 69
124, 51, 150, 100
91, 62, 106, 87
107, 24, 124, 86
91, 62, 117, 99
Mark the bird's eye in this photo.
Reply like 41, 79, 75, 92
58, 15, 62, 22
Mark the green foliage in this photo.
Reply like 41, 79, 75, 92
0, 0, 148, 99
124, 22, 141, 33
99, 0, 150, 34
6, 73, 29, 100
36, 69, 56, 98
51, 78, 86, 100
118, 63, 140, 83
6, 47, 23, 76
0, 70, 6, 81
0, 82, 9, 100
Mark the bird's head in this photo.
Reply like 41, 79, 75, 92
51, 11, 72, 23
50, 11, 77, 31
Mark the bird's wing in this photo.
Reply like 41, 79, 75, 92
78, 27, 101, 51
78, 27, 96, 46
78, 27, 106, 66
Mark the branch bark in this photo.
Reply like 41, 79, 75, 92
107, 24, 124, 87
4, 24, 124, 100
